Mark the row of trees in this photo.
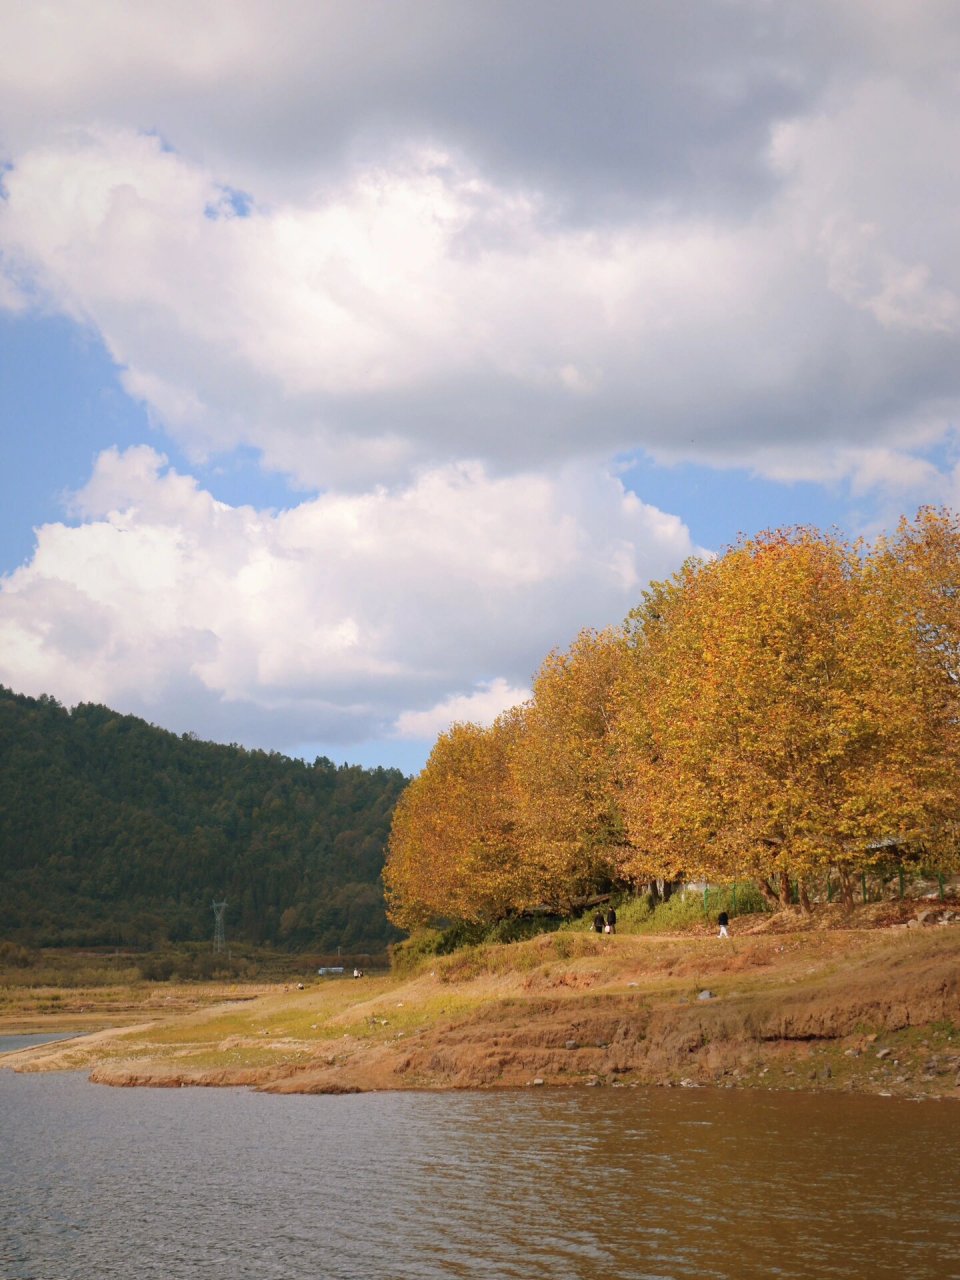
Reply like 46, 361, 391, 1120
385, 509, 960, 927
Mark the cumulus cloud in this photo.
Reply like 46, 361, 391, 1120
3, 2, 960, 756
3, 102, 959, 491
0, 0, 847, 209
0, 447, 701, 749
392, 678, 532, 742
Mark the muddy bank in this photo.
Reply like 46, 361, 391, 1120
4, 915, 959, 1100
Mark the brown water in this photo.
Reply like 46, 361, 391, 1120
1, 1063, 958, 1279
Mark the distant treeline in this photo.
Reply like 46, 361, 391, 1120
0, 688, 407, 952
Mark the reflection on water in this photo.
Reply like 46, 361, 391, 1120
1, 1067, 958, 1280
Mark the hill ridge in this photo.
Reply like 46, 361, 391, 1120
0, 685, 407, 952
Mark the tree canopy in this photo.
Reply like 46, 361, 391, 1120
385, 509, 960, 925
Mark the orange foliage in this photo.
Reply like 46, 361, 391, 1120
617, 525, 958, 900
385, 511, 960, 927
509, 629, 627, 910
384, 715, 527, 928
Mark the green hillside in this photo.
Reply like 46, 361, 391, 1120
0, 687, 408, 952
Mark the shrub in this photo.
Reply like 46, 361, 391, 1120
0, 940, 33, 968
138, 953, 179, 982
633, 883, 768, 933
389, 929, 448, 975
484, 914, 562, 945
390, 915, 563, 973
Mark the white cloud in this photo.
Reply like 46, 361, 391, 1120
392, 678, 531, 741
4, 2, 960, 760
721, 438, 949, 492
0, 1, 846, 203
0, 447, 700, 749
2, 44, 960, 494
770, 78, 960, 336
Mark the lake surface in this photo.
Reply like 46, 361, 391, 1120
1, 1058, 958, 1280
0, 1032, 81, 1054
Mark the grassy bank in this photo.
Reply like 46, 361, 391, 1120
3, 900, 958, 1100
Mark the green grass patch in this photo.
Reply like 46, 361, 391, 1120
334, 990, 482, 1038
390, 915, 563, 975
172, 1046, 305, 1071
625, 885, 767, 934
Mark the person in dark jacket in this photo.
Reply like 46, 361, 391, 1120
718, 910, 730, 939
606, 906, 617, 935
593, 910, 605, 933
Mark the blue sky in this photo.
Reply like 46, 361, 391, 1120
2, 2, 960, 774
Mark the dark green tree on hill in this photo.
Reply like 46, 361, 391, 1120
0, 688, 407, 952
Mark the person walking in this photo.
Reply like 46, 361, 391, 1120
593, 909, 605, 934
606, 906, 617, 935
717, 910, 729, 939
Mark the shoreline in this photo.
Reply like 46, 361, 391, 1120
3, 915, 959, 1101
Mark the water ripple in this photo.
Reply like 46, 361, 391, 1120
1, 1069, 958, 1280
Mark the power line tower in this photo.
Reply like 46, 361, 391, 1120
212, 900, 227, 953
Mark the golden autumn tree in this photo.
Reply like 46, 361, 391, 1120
508, 628, 628, 911
860, 508, 960, 873
383, 713, 528, 929
612, 571, 697, 891
615, 526, 954, 908
869, 507, 960, 684
387, 509, 960, 931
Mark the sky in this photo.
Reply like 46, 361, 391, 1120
2, 1, 960, 774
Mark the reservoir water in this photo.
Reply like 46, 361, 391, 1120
1, 1063, 958, 1280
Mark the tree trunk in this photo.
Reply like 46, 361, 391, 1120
837, 867, 855, 911
757, 877, 780, 909
778, 870, 793, 908
797, 878, 812, 915
655, 878, 673, 903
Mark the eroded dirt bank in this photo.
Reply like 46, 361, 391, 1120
4, 913, 959, 1100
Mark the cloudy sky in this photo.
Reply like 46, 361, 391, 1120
2, 1, 960, 772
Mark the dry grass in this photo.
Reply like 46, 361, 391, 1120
4, 908, 958, 1096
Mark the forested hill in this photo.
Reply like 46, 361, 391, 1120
0, 687, 408, 953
